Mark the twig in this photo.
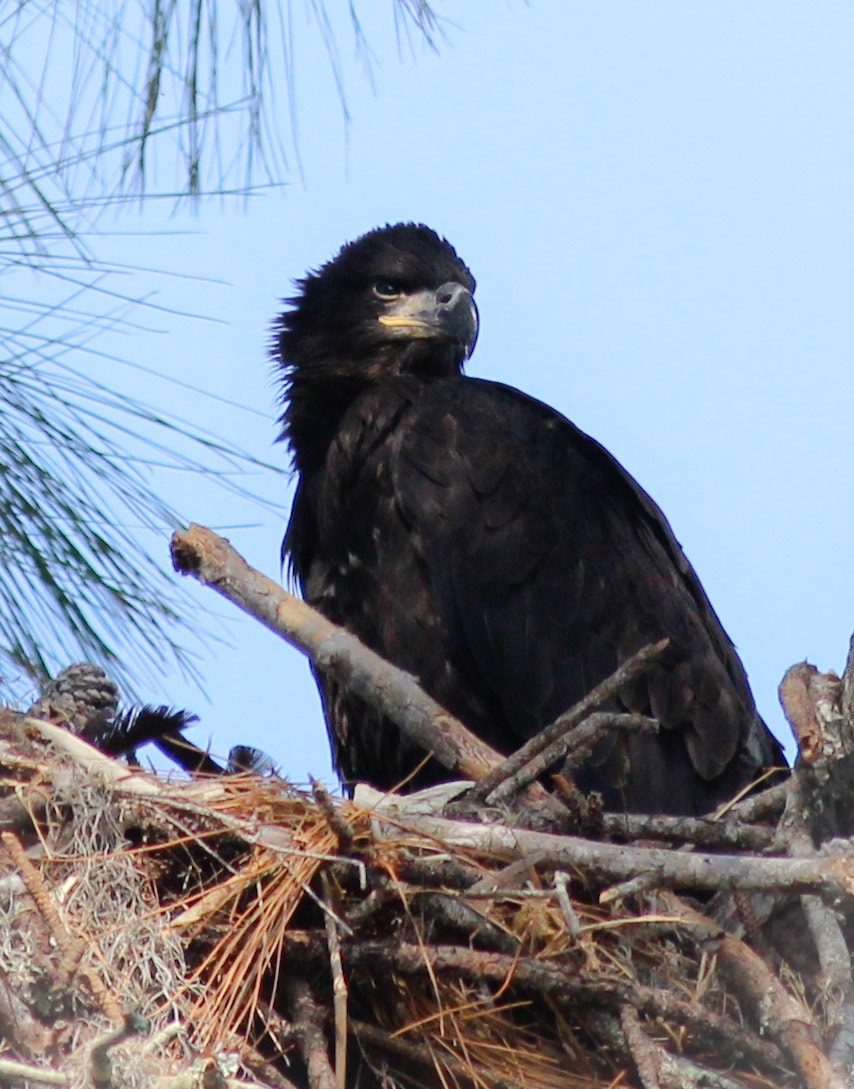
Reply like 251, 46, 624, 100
285, 977, 337, 1089
322, 876, 348, 1089
140, 1019, 184, 1055
467, 852, 548, 894
802, 893, 854, 1071
601, 810, 775, 851
313, 780, 355, 850
553, 872, 581, 940
341, 940, 784, 1072
349, 1019, 522, 1089
620, 1004, 663, 1089
0, 963, 49, 1057
90, 1014, 150, 1089
585, 1010, 746, 1089
240, 1043, 302, 1089
487, 712, 658, 804
414, 890, 519, 954
601, 845, 695, 904
0, 776, 51, 836
470, 639, 670, 801
394, 851, 483, 891
341, 883, 400, 929
299, 879, 354, 938
660, 894, 844, 1089
0, 1059, 67, 1085
720, 931, 841, 1089
560, 713, 659, 773
774, 770, 854, 1079
601, 871, 668, 906
723, 778, 790, 823
225, 1082, 298, 1089
257, 999, 297, 1048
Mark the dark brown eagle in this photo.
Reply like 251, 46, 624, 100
273, 223, 783, 815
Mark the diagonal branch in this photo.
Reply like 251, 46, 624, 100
470, 640, 671, 802
171, 523, 503, 784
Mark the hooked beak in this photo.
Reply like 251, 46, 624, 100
377, 282, 478, 359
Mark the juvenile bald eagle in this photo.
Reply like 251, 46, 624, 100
274, 223, 783, 815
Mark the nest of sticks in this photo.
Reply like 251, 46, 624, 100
1, 524, 853, 1089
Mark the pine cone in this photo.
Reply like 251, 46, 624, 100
27, 663, 119, 738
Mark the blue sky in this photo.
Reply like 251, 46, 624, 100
40, 2, 854, 780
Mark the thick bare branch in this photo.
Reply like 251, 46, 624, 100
779, 662, 854, 841
172, 526, 572, 826
601, 810, 775, 851
341, 940, 783, 1072
620, 1004, 664, 1089
726, 779, 790, 823
172, 524, 501, 783
370, 809, 854, 899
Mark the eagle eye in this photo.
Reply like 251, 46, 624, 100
372, 280, 402, 300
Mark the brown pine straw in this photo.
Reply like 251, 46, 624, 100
180, 795, 339, 1048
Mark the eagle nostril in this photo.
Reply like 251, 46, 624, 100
437, 282, 466, 307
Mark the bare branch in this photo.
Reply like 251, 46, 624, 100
322, 876, 348, 1089
486, 711, 658, 805
0, 1059, 67, 1086
370, 809, 854, 899
285, 977, 338, 1089
341, 940, 784, 1073
171, 524, 515, 788
471, 640, 670, 802
601, 810, 775, 851
620, 1004, 663, 1089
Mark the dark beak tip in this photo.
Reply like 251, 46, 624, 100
437, 283, 478, 350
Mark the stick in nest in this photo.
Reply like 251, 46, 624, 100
340, 939, 785, 1075
285, 976, 338, 1089
375, 810, 854, 899
322, 874, 348, 1089
660, 893, 845, 1089
485, 711, 659, 806
469, 640, 670, 803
